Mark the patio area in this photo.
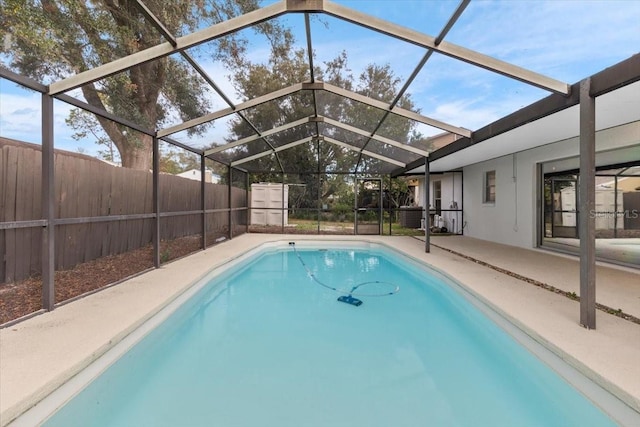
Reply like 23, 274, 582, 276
1, 233, 639, 426
1, 0, 639, 424
427, 235, 640, 320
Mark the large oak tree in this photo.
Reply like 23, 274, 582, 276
1, 0, 272, 170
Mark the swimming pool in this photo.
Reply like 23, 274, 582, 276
13, 241, 637, 426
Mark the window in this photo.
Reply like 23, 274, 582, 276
484, 171, 496, 203
540, 158, 640, 267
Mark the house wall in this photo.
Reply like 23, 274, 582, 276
416, 172, 463, 232
462, 121, 640, 248
436, 173, 463, 233
415, 173, 462, 208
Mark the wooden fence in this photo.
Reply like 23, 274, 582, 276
0, 140, 247, 284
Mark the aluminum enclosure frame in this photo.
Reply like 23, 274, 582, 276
3, 0, 638, 330
42, 0, 568, 175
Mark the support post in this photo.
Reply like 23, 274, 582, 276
153, 137, 161, 267
461, 170, 465, 235
613, 176, 618, 239
425, 157, 430, 253
246, 173, 250, 233
354, 175, 359, 235
536, 163, 543, 247
281, 173, 285, 234
388, 174, 392, 236
201, 155, 206, 248
317, 139, 321, 234
551, 179, 557, 237
376, 178, 382, 235
317, 172, 321, 234
228, 165, 233, 239
579, 78, 596, 329
42, 94, 55, 310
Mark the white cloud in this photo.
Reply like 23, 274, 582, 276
0, 83, 126, 156
312, 35, 426, 83
445, 0, 640, 80
0, 92, 41, 138
168, 114, 236, 150
432, 99, 501, 131
390, 0, 640, 131
199, 60, 243, 107
0, 90, 79, 148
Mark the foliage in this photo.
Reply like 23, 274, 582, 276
385, 178, 414, 209
2, 1, 433, 177
67, 109, 120, 163
223, 28, 430, 209
332, 202, 352, 216
0, 0, 276, 170
159, 146, 200, 175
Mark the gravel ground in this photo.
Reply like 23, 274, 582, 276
0, 236, 202, 325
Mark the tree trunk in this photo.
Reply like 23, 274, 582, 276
120, 134, 153, 170
80, 84, 156, 171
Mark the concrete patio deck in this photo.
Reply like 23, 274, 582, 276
1, 234, 639, 426
427, 235, 640, 320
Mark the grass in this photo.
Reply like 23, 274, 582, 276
286, 218, 424, 236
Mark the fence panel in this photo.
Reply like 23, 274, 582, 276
1, 141, 246, 284
0, 147, 4, 281
2, 146, 18, 282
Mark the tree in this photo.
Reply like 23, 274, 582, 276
158, 146, 201, 175
220, 33, 431, 209
385, 178, 413, 210
0, 0, 275, 170
67, 109, 120, 163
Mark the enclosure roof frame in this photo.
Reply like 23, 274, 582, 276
19, 0, 590, 175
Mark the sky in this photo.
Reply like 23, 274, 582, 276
1, 0, 639, 158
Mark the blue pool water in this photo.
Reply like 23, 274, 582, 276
41, 244, 620, 426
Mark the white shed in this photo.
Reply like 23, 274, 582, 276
250, 183, 289, 226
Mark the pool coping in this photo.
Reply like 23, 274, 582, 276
7, 243, 269, 427
389, 246, 640, 426
2, 235, 639, 426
